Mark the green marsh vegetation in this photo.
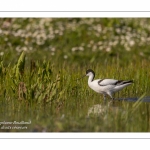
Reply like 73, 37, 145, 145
0, 18, 150, 132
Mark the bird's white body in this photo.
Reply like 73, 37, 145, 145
86, 69, 133, 100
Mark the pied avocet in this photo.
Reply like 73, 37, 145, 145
77, 69, 133, 100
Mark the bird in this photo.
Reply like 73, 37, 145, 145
77, 69, 133, 101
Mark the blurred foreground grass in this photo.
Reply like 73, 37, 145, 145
1, 18, 150, 66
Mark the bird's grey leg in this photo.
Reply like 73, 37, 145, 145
111, 97, 115, 101
110, 96, 115, 101
103, 94, 106, 101
103, 94, 107, 105
107, 93, 114, 101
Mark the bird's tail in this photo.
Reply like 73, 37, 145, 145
116, 80, 133, 85
122, 80, 134, 84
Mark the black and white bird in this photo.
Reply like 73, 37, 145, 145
78, 69, 133, 100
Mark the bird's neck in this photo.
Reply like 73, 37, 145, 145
88, 74, 94, 83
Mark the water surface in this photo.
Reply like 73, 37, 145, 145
117, 96, 150, 102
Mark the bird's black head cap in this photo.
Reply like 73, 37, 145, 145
86, 69, 95, 76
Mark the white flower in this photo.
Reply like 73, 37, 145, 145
0, 52, 4, 56
64, 55, 68, 59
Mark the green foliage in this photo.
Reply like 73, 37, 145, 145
1, 18, 150, 66
13, 51, 26, 79
0, 53, 150, 132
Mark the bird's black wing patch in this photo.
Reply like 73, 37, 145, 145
98, 79, 119, 86
114, 80, 123, 85
98, 79, 133, 86
98, 79, 104, 86
115, 80, 133, 85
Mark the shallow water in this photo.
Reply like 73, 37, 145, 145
117, 96, 150, 102
88, 96, 150, 116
